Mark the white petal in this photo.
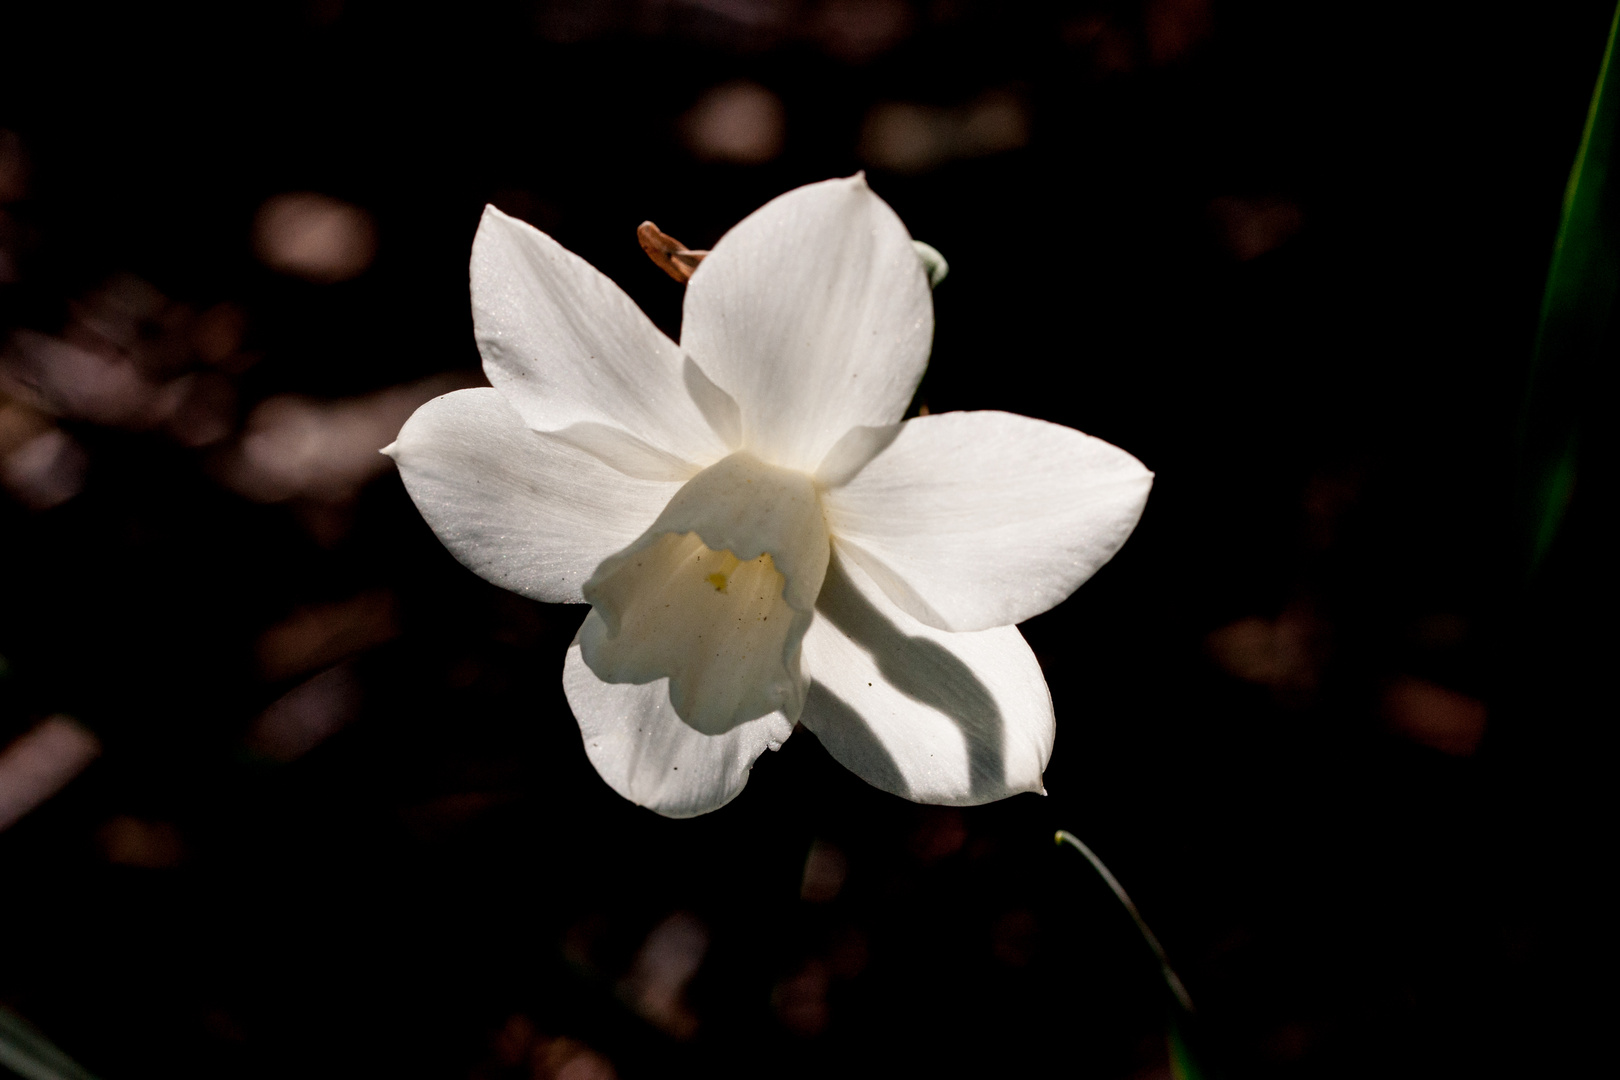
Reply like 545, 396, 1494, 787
680, 176, 933, 472
799, 552, 1054, 805
580, 452, 828, 733
471, 206, 732, 467
564, 634, 794, 818
389, 388, 683, 604
822, 410, 1152, 631
546, 422, 702, 483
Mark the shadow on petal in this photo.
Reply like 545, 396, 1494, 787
811, 555, 1007, 799
682, 354, 743, 451
801, 682, 910, 796
552, 420, 703, 481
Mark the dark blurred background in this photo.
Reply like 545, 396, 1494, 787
0, 2, 1608, 1077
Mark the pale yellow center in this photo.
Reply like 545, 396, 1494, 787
582, 531, 798, 732
578, 449, 831, 732
705, 551, 739, 592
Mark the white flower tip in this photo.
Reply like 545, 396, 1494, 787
475, 204, 541, 251
379, 441, 398, 459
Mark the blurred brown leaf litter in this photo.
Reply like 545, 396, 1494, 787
0, 1, 1607, 1078
0, 715, 100, 832
252, 192, 378, 285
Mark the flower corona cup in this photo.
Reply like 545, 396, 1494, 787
386, 177, 1152, 817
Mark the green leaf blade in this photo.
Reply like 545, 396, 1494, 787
1520, 3, 1620, 572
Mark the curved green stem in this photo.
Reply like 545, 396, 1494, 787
1054, 829, 1195, 1015
0, 1005, 99, 1080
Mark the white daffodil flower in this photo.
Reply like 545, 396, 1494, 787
386, 176, 1152, 818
